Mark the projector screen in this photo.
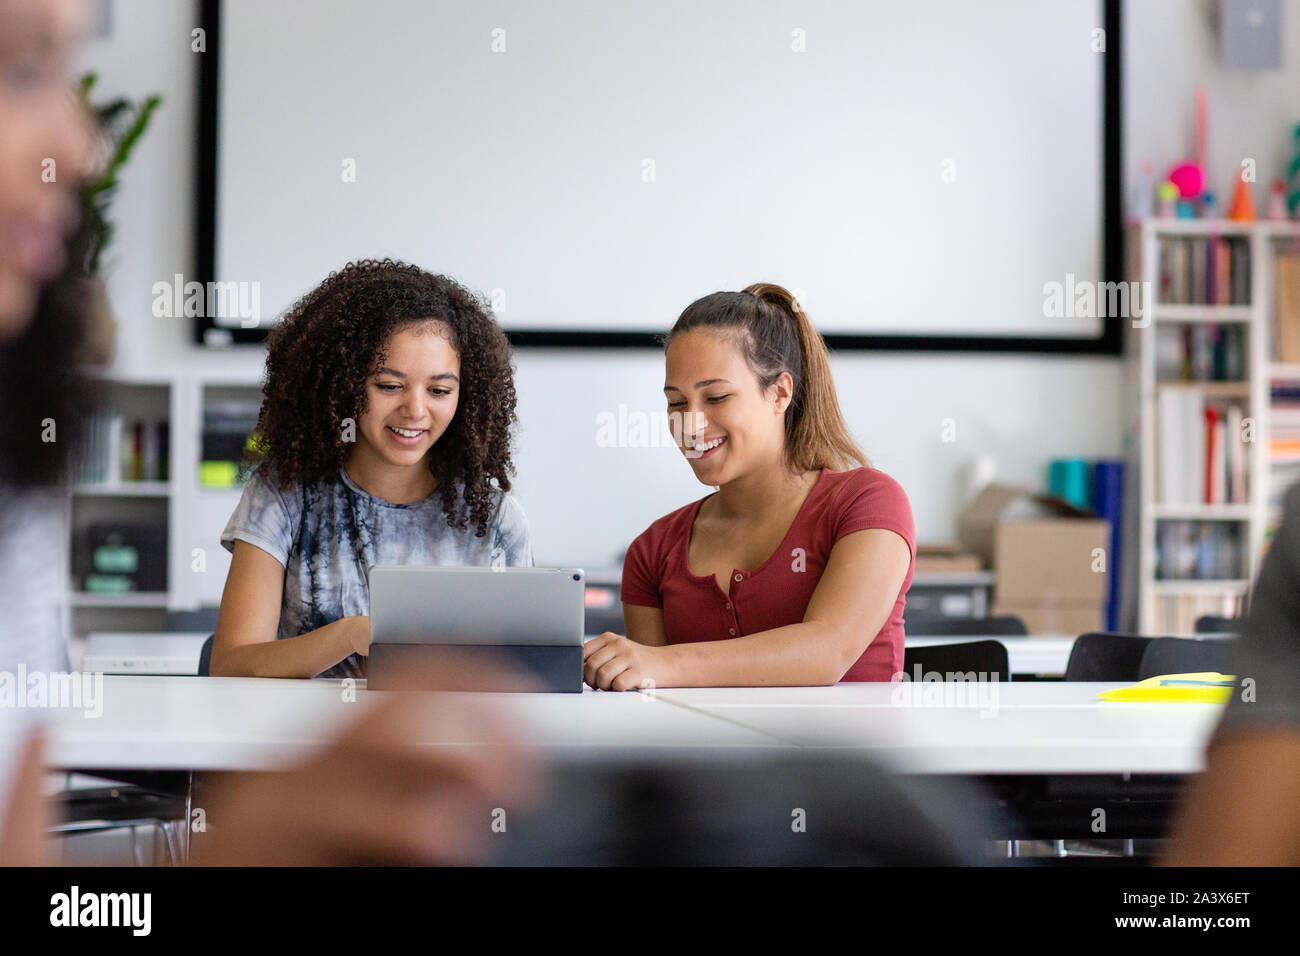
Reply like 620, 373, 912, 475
203, 0, 1117, 348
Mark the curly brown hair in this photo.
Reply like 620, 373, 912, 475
251, 259, 518, 537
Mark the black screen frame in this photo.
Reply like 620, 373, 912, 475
194, 0, 1123, 355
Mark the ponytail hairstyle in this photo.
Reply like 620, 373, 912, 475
666, 283, 867, 472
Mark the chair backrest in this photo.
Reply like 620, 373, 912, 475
166, 608, 221, 632
583, 606, 626, 637
1137, 636, 1235, 681
1194, 614, 1241, 635
904, 615, 1028, 637
1064, 632, 1152, 682
901, 640, 1010, 682
197, 634, 214, 677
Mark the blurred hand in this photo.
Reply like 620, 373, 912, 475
0, 729, 50, 866
195, 660, 541, 865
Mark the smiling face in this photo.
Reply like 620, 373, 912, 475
664, 328, 794, 486
0, 0, 93, 340
354, 321, 461, 471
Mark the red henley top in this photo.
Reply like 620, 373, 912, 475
621, 467, 915, 682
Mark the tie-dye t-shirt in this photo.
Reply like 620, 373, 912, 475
221, 465, 533, 678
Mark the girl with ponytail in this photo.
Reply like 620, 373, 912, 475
583, 283, 915, 689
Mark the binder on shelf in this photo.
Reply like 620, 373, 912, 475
1277, 253, 1300, 363
1157, 389, 1248, 506
1092, 460, 1124, 632
1156, 235, 1252, 308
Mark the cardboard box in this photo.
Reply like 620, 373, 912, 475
956, 484, 1110, 635
988, 601, 1104, 637
914, 543, 983, 574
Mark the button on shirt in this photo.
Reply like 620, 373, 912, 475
621, 468, 915, 681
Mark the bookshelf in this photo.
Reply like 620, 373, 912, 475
1132, 218, 1300, 634
66, 371, 263, 637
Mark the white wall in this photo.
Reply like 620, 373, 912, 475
77, 0, 1300, 566
1124, 0, 1300, 200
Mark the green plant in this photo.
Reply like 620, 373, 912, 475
73, 72, 162, 276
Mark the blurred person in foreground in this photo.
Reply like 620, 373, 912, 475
1166, 482, 1300, 865
0, 0, 536, 867
0, 0, 97, 863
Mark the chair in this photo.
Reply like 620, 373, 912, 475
166, 608, 221, 632
902, 640, 1010, 681
52, 632, 214, 863
904, 615, 1028, 637
1050, 632, 1221, 862
170, 610, 219, 676
583, 606, 626, 637
1138, 636, 1235, 680
198, 633, 214, 677
1063, 632, 1152, 682
49, 784, 189, 865
1194, 614, 1241, 635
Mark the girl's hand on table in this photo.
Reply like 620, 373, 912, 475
583, 632, 673, 691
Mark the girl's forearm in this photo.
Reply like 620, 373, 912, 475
212, 618, 362, 679
662, 622, 861, 687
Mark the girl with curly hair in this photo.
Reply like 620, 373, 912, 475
213, 259, 532, 679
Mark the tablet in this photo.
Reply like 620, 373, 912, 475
367, 566, 586, 692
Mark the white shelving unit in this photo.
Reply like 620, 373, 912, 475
73, 481, 175, 497
1132, 218, 1300, 634
67, 370, 263, 636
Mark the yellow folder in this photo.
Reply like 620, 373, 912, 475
1097, 673, 1235, 704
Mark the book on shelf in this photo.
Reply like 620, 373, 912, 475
1154, 323, 1246, 381
1276, 252, 1300, 363
1153, 592, 1246, 636
1156, 521, 1243, 581
1158, 235, 1251, 306
73, 412, 168, 485
1268, 380, 1300, 524
1156, 390, 1248, 505
1206, 404, 1223, 504
201, 398, 261, 485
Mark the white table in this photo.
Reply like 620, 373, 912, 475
44, 676, 786, 773
79, 632, 209, 675
655, 683, 1224, 775
905, 635, 1076, 676
44, 675, 1222, 776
